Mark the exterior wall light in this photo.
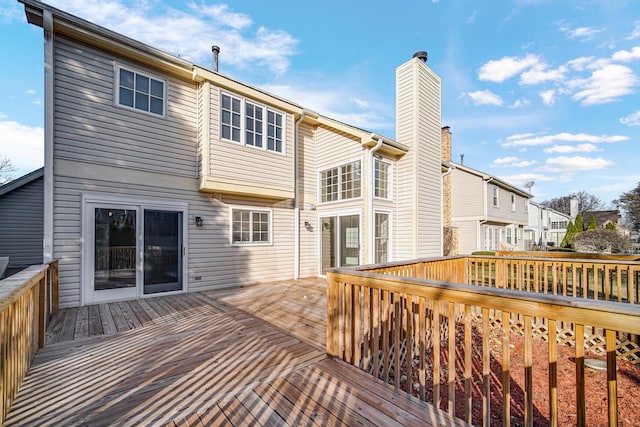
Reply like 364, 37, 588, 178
195, 216, 203, 227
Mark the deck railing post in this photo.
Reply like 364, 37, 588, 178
326, 272, 340, 358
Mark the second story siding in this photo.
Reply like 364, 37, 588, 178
54, 36, 198, 177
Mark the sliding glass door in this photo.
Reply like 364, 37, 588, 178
84, 199, 186, 304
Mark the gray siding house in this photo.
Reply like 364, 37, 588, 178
0, 168, 44, 276
21, 1, 444, 307
450, 163, 531, 254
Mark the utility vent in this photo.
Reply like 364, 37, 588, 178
211, 45, 220, 72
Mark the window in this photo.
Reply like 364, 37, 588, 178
221, 92, 285, 153
506, 227, 512, 244
231, 208, 271, 244
511, 193, 516, 211
551, 221, 568, 230
118, 67, 165, 116
492, 186, 499, 207
375, 212, 390, 264
320, 160, 361, 203
374, 159, 391, 199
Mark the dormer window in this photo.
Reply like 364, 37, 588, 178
117, 66, 165, 116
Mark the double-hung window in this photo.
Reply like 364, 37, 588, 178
511, 193, 516, 212
231, 208, 271, 244
374, 159, 391, 199
117, 67, 165, 116
492, 186, 499, 207
221, 93, 284, 154
320, 160, 361, 203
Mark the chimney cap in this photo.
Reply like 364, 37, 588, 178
413, 51, 428, 63
211, 45, 220, 53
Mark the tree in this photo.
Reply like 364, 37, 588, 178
0, 155, 15, 184
619, 182, 640, 231
561, 220, 576, 248
587, 214, 598, 230
605, 222, 617, 231
572, 229, 632, 254
574, 213, 584, 232
540, 191, 605, 215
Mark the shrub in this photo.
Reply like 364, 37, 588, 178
572, 229, 632, 254
587, 214, 598, 230
472, 251, 495, 256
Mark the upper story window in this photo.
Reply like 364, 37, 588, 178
117, 66, 165, 116
320, 160, 361, 203
551, 221, 568, 230
221, 93, 285, 154
374, 159, 391, 199
511, 193, 516, 211
231, 208, 271, 245
492, 185, 499, 207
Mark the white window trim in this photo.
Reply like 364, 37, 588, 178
373, 209, 393, 264
373, 158, 393, 200
511, 193, 516, 212
114, 63, 167, 119
317, 209, 362, 277
228, 205, 273, 246
219, 90, 286, 156
318, 158, 363, 205
492, 185, 499, 208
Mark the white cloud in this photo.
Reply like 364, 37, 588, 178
612, 46, 640, 62
0, 121, 44, 171
477, 54, 539, 83
542, 156, 613, 172
626, 21, 640, 40
540, 89, 556, 106
351, 97, 369, 109
620, 110, 640, 126
502, 132, 628, 148
497, 173, 556, 186
0, 0, 22, 22
466, 11, 477, 24
25, 89, 36, 95
491, 156, 536, 167
565, 26, 602, 41
509, 98, 530, 108
48, 0, 299, 75
570, 64, 638, 105
543, 143, 602, 153
520, 64, 567, 85
0, 112, 7, 120
465, 90, 504, 106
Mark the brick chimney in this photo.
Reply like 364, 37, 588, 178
441, 126, 452, 162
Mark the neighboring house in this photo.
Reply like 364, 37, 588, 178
21, 1, 443, 307
0, 168, 44, 276
444, 130, 531, 254
524, 201, 571, 249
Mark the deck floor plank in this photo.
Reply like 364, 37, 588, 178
6, 279, 470, 427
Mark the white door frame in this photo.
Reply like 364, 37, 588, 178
318, 209, 362, 277
81, 193, 188, 305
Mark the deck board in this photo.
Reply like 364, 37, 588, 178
7, 278, 470, 427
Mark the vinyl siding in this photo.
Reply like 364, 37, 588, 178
452, 220, 478, 255
486, 186, 529, 225
395, 59, 442, 259
207, 87, 294, 191
451, 169, 484, 219
298, 123, 317, 276
0, 176, 44, 270
53, 170, 296, 307
53, 36, 198, 177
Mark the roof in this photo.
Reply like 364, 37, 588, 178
20, 0, 407, 156
0, 167, 44, 197
582, 210, 622, 227
528, 200, 572, 220
450, 161, 532, 198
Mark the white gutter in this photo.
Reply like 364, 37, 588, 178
293, 111, 306, 279
43, 10, 54, 263
368, 137, 384, 264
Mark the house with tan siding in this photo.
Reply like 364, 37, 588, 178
20, 1, 444, 307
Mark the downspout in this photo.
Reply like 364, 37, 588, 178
294, 111, 305, 279
480, 177, 494, 251
43, 10, 54, 263
369, 137, 384, 264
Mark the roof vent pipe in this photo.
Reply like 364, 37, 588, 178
460, 153, 464, 165
413, 51, 428, 63
211, 45, 220, 72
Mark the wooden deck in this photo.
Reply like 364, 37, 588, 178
5, 278, 468, 426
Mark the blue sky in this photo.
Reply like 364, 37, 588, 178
1, 0, 639, 205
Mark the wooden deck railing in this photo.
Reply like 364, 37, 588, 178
327, 256, 640, 427
0, 260, 59, 423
